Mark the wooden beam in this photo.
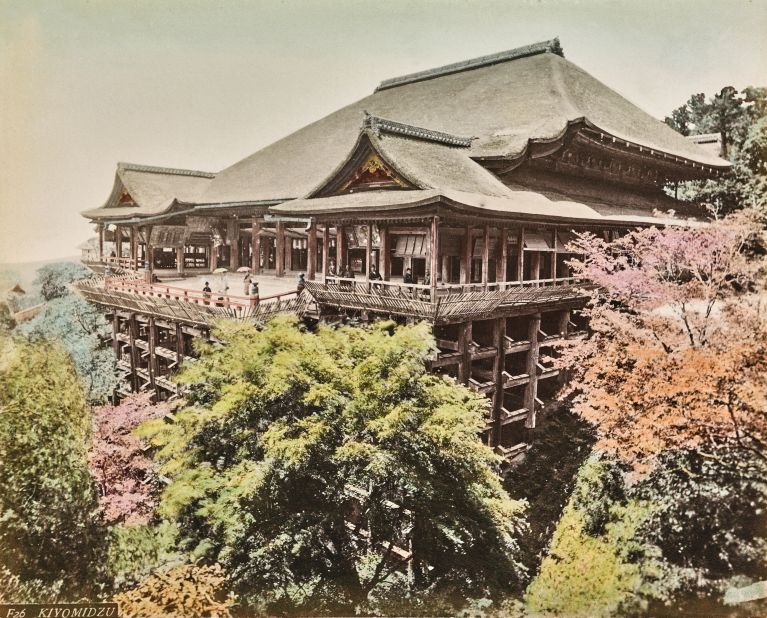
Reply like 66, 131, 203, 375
307, 219, 317, 280
524, 313, 542, 429
251, 218, 261, 274
380, 225, 390, 280
496, 227, 507, 286
276, 221, 285, 277
482, 224, 490, 290
430, 216, 439, 294
322, 225, 330, 278
460, 225, 472, 284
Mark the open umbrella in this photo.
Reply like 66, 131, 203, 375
236, 266, 251, 273
213, 267, 229, 273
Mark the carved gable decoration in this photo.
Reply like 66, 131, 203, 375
117, 191, 136, 205
337, 153, 408, 194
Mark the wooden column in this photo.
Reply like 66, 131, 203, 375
148, 317, 159, 398
276, 221, 285, 277
481, 224, 490, 290
496, 227, 508, 287
112, 313, 120, 358
551, 229, 558, 283
460, 225, 472, 284
251, 218, 261, 274
322, 225, 330, 278
441, 254, 450, 284
98, 224, 105, 261
337, 225, 347, 271
558, 309, 570, 337
365, 223, 373, 281
115, 225, 122, 258
380, 225, 390, 280
128, 313, 138, 392
458, 320, 473, 384
228, 220, 240, 270
176, 247, 185, 276
530, 251, 541, 284
307, 219, 318, 280
491, 316, 506, 447
430, 216, 439, 295
175, 322, 184, 367
130, 226, 138, 269
144, 225, 154, 282
210, 243, 218, 271
515, 228, 525, 281
524, 313, 542, 430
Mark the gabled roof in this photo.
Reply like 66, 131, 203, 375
82, 163, 215, 221
202, 39, 729, 205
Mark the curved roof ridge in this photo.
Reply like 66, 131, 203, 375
363, 113, 475, 147
375, 38, 563, 92
117, 162, 216, 179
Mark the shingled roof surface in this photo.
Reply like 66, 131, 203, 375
202, 40, 729, 205
82, 163, 215, 220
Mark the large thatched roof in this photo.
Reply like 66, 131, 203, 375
201, 39, 729, 205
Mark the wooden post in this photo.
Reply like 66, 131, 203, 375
148, 317, 159, 398
229, 220, 240, 270
252, 218, 261, 274
322, 225, 330, 278
115, 225, 122, 259
551, 229, 558, 283
175, 322, 184, 367
380, 225, 390, 280
524, 313, 542, 430
144, 225, 154, 282
482, 224, 490, 290
530, 251, 541, 284
210, 242, 218, 271
307, 219, 317, 280
276, 221, 285, 277
515, 228, 525, 281
491, 316, 506, 447
112, 313, 120, 358
496, 227, 508, 287
98, 224, 105, 261
558, 309, 570, 337
128, 313, 138, 392
176, 247, 185, 276
130, 226, 138, 269
460, 225, 472, 284
337, 225, 347, 271
365, 223, 373, 281
458, 320, 472, 384
430, 216, 439, 295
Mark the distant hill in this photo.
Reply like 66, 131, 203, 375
0, 255, 82, 295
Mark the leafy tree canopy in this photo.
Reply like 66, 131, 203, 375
34, 261, 93, 302
0, 335, 107, 598
140, 317, 528, 615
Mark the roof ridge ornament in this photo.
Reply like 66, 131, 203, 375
117, 162, 216, 179
375, 38, 563, 92
362, 112, 475, 148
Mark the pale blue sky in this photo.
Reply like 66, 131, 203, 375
1, 0, 765, 263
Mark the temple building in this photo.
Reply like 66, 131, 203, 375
78, 39, 729, 458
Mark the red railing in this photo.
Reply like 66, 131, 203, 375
104, 277, 298, 310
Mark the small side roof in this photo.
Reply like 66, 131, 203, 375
82, 163, 215, 221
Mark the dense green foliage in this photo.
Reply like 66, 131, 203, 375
664, 86, 767, 212
0, 336, 107, 599
107, 522, 183, 590
21, 288, 118, 403
140, 317, 527, 614
34, 261, 94, 301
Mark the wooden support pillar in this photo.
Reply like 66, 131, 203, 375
176, 247, 185, 276
337, 225, 347, 271
490, 317, 506, 447
515, 228, 525, 281
175, 322, 184, 367
144, 225, 154, 282
365, 223, 373, 281
115, 225, 122, 258
98, 224, 105, 261
524, 313, 542, 430
430, 216, 439, 294
210, 243, 218, 271
482, 224, 490, 290
322, 225, 330, 278
460, 225, 472, 284
558, 309, 570, 337
551, 229, 558, 283
530, 251, 541, 284
128, 313, 138, 392
307, 219, 318, 280
148, 317, 159, 398
458, 320, 473, 384
112, 313, 120, 358
251, 218, 261, 274
130, 226, 138, 269
228, 220, 240, 270
276, 221, 285, 277
496, 227, 508, 287
380, 225, 390, 280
